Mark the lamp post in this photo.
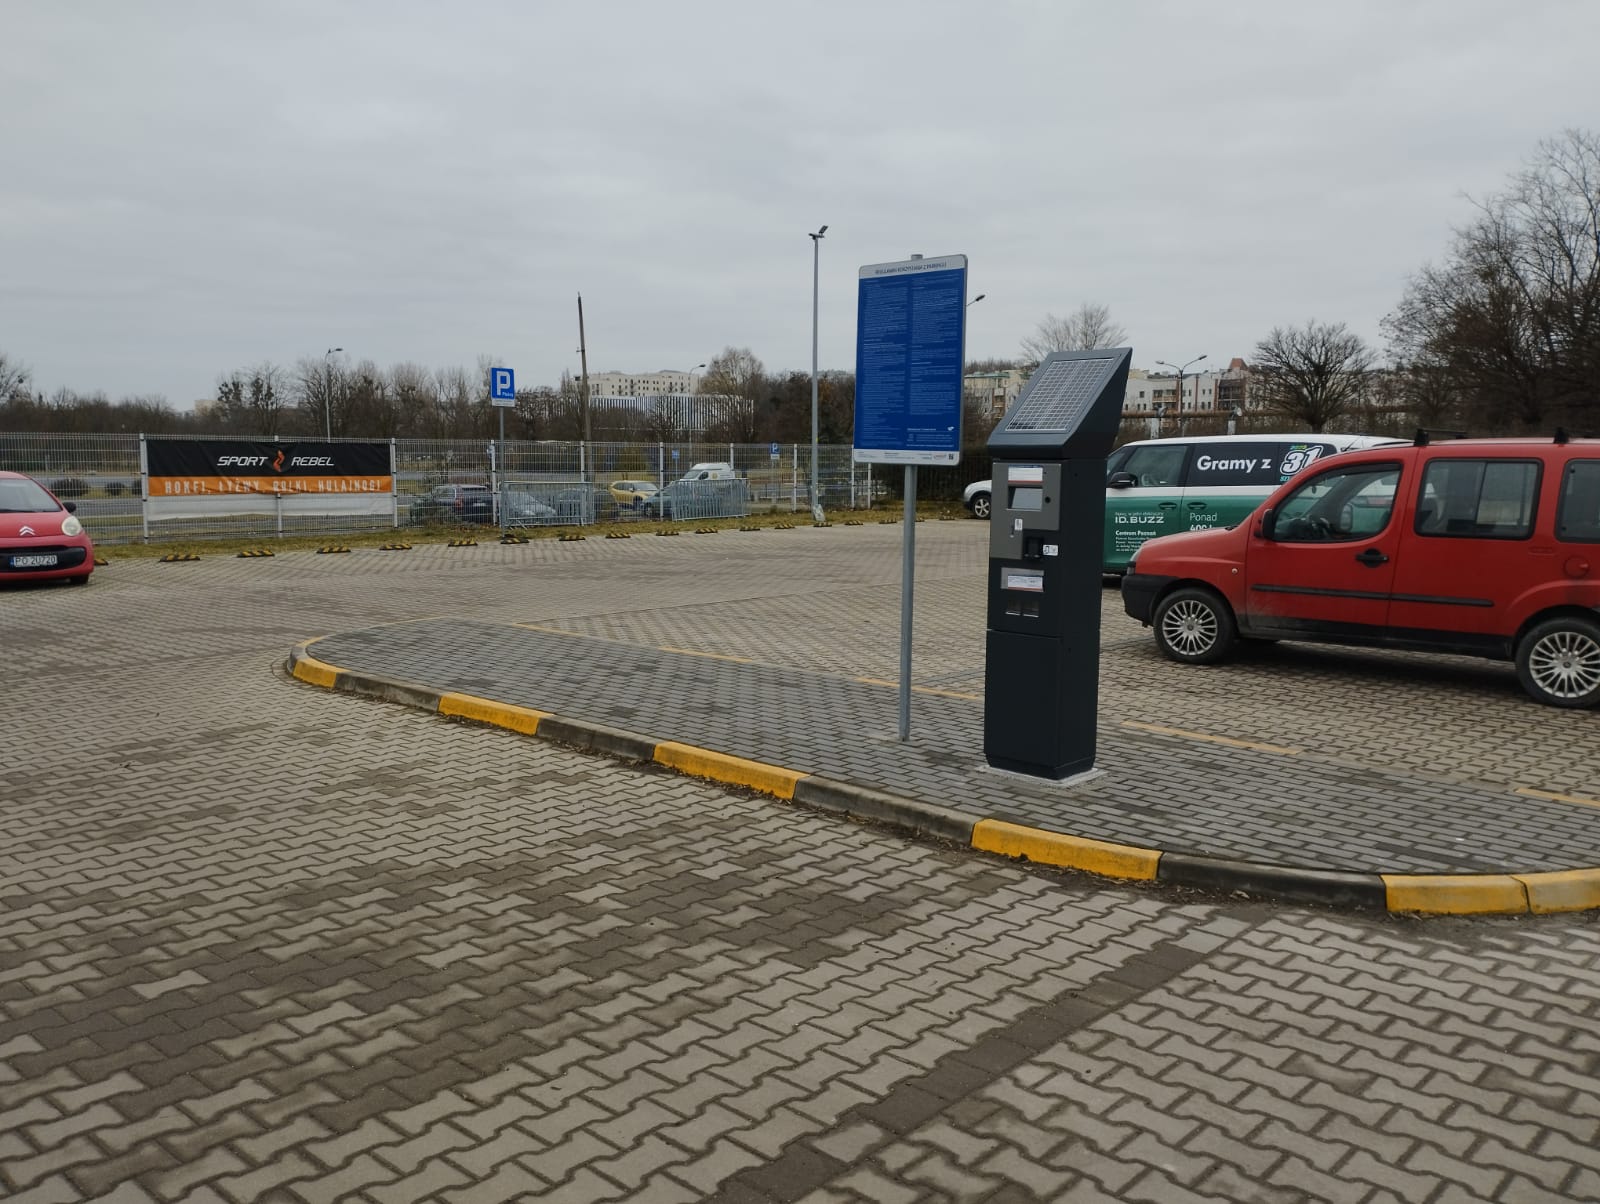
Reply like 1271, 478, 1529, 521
809, 223, 827, 523
1155, 354, 1206, 435
323, 348, 342, 440
963, 295, 987, 416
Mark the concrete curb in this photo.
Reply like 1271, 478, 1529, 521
286, 639, 1600, 917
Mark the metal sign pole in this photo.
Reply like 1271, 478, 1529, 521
498, 408, 507, 536
899, 465, 916, 741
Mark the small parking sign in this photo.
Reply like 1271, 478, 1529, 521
490, 368, 515, 406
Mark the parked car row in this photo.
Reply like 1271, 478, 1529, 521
406, 467, 750, 527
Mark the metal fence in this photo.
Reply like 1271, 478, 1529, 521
0, 433, 894, 544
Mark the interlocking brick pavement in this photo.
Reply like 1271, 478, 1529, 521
308, 616, 1600, 874
2, 526, 1598, 1202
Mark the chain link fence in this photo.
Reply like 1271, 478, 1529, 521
1, 433, 906, 544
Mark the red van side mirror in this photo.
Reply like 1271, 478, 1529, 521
1256, 507, 1275, 539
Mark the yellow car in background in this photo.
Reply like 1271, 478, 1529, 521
609, 479, 658, 509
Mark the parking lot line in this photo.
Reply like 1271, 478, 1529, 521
854, 676, 982, 702
1121, 720, 1302, 757
659, 646, 756, 664
1515, 786, 1600, 810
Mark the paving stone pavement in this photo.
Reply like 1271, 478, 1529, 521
307, 617, 1600, 875
3, 525, 1599, 1203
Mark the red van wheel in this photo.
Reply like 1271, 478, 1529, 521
1516, 616, 1600, 708
1153, 587, 1236, 665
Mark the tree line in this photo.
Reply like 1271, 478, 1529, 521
5, 129, 1595, 441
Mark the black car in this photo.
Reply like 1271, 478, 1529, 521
408, 484, 494, 525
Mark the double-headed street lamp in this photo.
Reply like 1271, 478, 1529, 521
323, 347, 343, 440
809, 224, 827, 523
1155, 354, 1207, 433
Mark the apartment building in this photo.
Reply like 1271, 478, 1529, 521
584, 370, 699, 398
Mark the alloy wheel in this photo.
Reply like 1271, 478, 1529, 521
1526, 628, 1600, 701
1160, 598, 1219, 658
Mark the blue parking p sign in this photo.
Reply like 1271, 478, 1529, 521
490, 367, 515, 406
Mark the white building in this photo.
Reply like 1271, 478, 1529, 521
1121, 359, 1252, 416
584, 370, 699, 398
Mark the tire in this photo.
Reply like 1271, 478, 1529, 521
67, 574, 91, 586
1152, 586, 1236, 665
1515, 615, 1600, 708
969, 492, 991, 520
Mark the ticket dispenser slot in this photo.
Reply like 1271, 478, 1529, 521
984, 348, 1132, 779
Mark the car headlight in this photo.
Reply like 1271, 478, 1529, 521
62, 515, 83, 537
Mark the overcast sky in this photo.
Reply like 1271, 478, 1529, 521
4, 0, 1598, 408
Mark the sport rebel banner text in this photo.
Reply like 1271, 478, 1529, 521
145, 439, 393, 496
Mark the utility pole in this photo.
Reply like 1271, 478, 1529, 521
577, 294, 592, 484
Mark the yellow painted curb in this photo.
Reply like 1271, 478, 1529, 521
972, 819, 1160, 881
291, 648, 340, 689
1514, 869, 1600, 915
653, 742, 807, 800
1382, 874, 1528, 915
438, 692, 550, 736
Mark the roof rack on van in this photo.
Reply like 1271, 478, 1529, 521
1412, 428, 1469, 446
1555, 427, 1569, 444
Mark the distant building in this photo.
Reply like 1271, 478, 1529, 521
963, 368, 1029, 418
1121, 358, 1255, 418
584, 370, 699, 398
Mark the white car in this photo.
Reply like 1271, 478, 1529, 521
963, 479, 993, 519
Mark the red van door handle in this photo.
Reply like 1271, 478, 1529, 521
1354, 548, 1389, 567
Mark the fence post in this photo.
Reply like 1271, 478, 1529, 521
791, 445, 798, 513
850, 456, 856, 509
390, 437, 399, 528
866, 462, 873, 511
138, 434, 149, 543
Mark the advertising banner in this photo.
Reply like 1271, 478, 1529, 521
145, 439, 392, 497
143, 438, 395, 521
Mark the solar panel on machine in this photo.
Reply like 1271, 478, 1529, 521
1004, 354, 1122, 432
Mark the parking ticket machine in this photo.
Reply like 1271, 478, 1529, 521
984, 348, 1132, 778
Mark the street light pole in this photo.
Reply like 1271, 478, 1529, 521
809, 224, 827, 524
324, 348, 342, 440
1155, 354, 1207, 435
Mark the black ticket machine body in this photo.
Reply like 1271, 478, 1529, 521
983, 348, 1132, 779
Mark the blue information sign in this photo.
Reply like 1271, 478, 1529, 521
490, 367, 515, 405
852, 255, 967, 465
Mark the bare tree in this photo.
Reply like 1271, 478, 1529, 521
216, 362, 290, 434
700, 346, 765, 442
1251, 321, 1375, 433
1019, 303, 1128, 364
1386, 128, 1600, 432
643, 394, 688, 442
0, 351, 32, 401
390, 362, 439, 436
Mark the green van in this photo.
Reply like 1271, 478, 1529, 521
1101, 433, 1403, 572
964, 432, 1403, 572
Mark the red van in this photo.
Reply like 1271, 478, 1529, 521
1121, 434, 1600, 707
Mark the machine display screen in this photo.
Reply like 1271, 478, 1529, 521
1009, 486, 1043, 511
